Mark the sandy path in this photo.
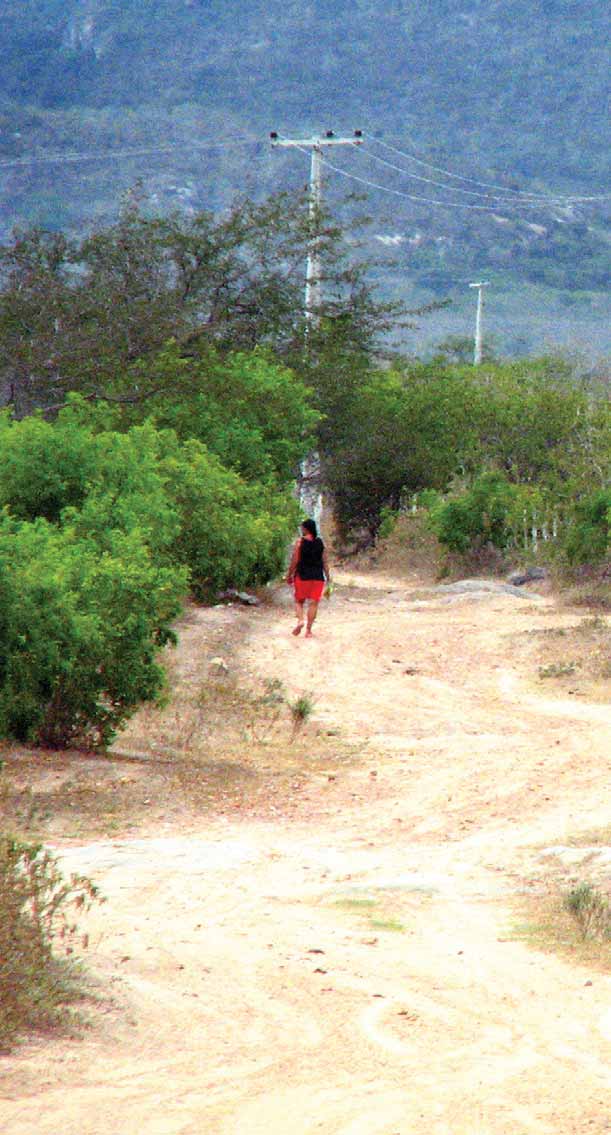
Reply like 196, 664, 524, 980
1, 572, 610, 1134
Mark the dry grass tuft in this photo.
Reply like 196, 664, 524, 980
565, 882, 611, 942
0, 835, 103, 1052
514, 883, 611, 972
532, 615, 610, 700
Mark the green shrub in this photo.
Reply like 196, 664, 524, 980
156, 432, 299, 599
564, 489, 611, 565
0, 517, 186, 748
289, 692, 314, 739
414, 488, 442, 512
430, 472, 521, 554
0, 411, 97, 523
564, 882, 611, 941
0, 834, 102, 1052
134, 345, 318, 485
0, 404, 299, 745
378, 506, 398, 540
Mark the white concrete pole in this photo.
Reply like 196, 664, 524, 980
304, 144, 323, 326
469, 281, 490, 365
270, 131, 363, 327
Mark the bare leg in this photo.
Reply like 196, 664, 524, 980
292, 599, 305, 635
305, 600, 319, 636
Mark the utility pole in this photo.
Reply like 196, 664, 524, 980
468, 281, 490, 365
270, 131, 361, 528
270, 130, 363, 327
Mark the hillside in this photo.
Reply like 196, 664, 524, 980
0, 0, 609, 356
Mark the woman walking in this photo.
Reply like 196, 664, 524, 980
286, 519, 331, 637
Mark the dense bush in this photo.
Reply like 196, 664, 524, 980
428, 472, 526, 555
564, 489, 611, 566
128, 345, 318, 486
0, 399, 303, 746
324, 366, 480, 540
321, 355, 609, 545
156, 431, 299, 598
0, 516, 186, 747
0, 411, 97, 523
0, 410, 180, 547
0, 402, 301, 594
0, 834, 102, 1052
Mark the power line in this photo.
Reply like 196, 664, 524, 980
3, 128, 607, 211
0, 136, 261, 172
358, 144, 610, 205
368, 135, 611, 203
317, 153, 574, 212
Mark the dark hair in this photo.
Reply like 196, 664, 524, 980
301, 518, 318, 538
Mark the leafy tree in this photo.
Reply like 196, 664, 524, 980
430, 335, 498, 366
471, 357, 593, 490
323, 363, 482, 539
0, 191, 395, 416
117, 343, 319, 485
321, 351, 611, 542
0, 229, 76, 416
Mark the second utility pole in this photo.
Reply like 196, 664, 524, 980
469, 280, 490, 365
270, 130, 362, 327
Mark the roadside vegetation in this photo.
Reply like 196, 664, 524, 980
0, 187, 607, 750
515, 873, 611, 974
0, 187, 608, 1049
0, 834, 103, 1053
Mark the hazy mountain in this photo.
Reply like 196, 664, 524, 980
0, 0, 609, 357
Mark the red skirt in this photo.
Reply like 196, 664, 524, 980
294, 576, 325, 602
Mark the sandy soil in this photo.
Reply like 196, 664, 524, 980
1, 570, 610, 1135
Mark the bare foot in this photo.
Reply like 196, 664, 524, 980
305, 629, 313, 638
292, 624, 303, 636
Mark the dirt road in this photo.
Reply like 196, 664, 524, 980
2, 571, 610, 1134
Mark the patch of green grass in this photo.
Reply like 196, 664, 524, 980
333, 897, 377, 910
369, 917, 406, 933
332, 894, 407, 933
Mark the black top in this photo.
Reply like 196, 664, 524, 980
297, 537, 325, 581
